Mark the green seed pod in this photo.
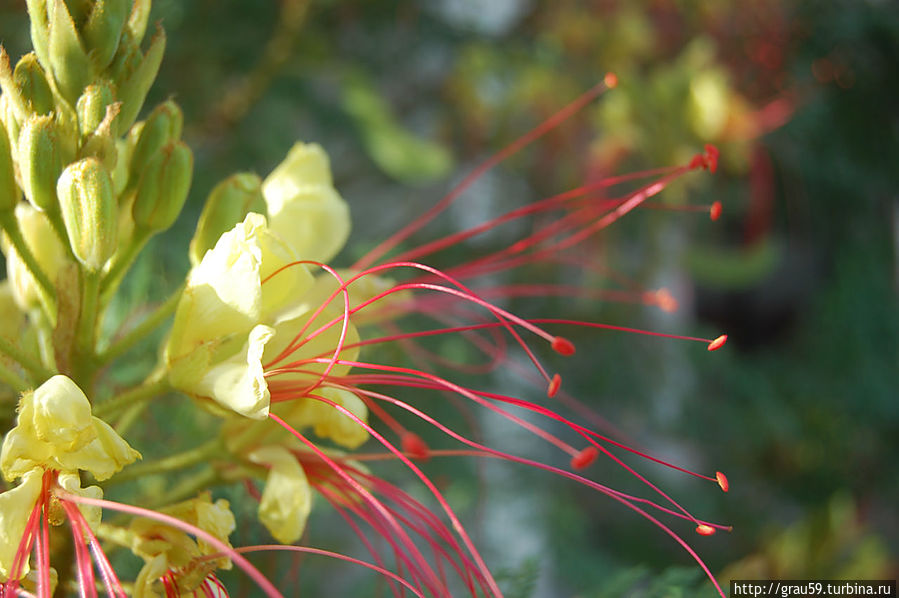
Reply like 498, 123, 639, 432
18, 114, 63, 213
57, 157, 117, 270
47, 0, 92, 105
13, 53, 54, 116
0, 119, 19, 213
132, 141, 193, 233
83, 0, 130, 70
189, 173, 266, 266
76, 81, 116, 135
127, 100, 183, 190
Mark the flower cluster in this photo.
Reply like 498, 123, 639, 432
0, 1, 731, 597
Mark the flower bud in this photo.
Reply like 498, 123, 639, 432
76, 81, 116, 136
189, 173, 266, 266
132, 141, 193, 233
57, 158, 117, 271
83, 0, 130, 70
2, 203, 67, 313
0, 119, 18, 213
116, 26, 166, 134
12, 53, 54, 116
17, 114, 63, 213
127, 99, 182, 190
46, 0, 92, 104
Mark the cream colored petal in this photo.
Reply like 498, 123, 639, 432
133, 554, 167, 598
267, 185, 350, 264
28, 375, 96, 452
312, 388, 369, 450
195, 498, 236, 568
194, 324, 274, 419
249, 446, 311, 544
3, 204, 68, 318
262, 142, 333, 207
56, 473, 103, 530
0, 426, 53, 481
0, 469, 42, 580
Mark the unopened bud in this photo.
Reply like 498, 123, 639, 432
83, 0, 130, 70
46, 0, 91, 104
0, 119, 18, 212
132, 141, 193, 233
57, 158, 117, 270
116, 27, 166, 133
127, 100, 183, 189
189, 173, 266, 265
18, 114, 63, 213
76, 82, 117, 136
13, 53, 54, 116
3, 203, 67, 313
127, 0, 152, 44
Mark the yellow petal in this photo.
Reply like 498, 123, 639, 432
278, 388, 369, 450
55, 473, 103, 530
249, 446, 311, 544
26, 375, 96, 452
0, 468, 42, 580
193, 324, 274, 419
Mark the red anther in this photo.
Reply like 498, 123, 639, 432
604, 72, 618, 89
401, 433, 430, 460
716, 471, 729, 493
551, 336, 576, 356
704, 144, 720, 173
707, 334, 727, 351
689, 154, 706, 170
654, 288, 678, 313
547, 374, 562, 398
709, 201, 722, 221
695, 524, 716, 536
570, 446, 599, 470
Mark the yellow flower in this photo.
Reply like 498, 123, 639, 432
277, 388, 369, 451
0, 375, 141, 482
130, 492, 236, 595
248, 446, 311, 545
261, 142, 351, 264
0, 468, 42, 580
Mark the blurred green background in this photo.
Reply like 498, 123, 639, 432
1, 0, 896, 595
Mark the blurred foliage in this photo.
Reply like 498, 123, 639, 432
1, 0, 896, 594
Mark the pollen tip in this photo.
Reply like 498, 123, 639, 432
604, 72, 618, 89
710, 201, 722, 221
695, 524, 716, 536
707, 334, 727, 351
571, 446, 599, 470
401, 433, 430, 461
716, 471, 729, 493
547, 374, 562, 398
552, 336, 576, 356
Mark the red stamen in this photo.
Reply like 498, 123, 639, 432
695, 524, 716, 536
402, 433, 431, 461
570, 447, 599, 470
716, 471, 729, 493
604, 72, 618, 89
704, 145, 720, 173
547, 374, 562, 398
551, 337, 575, 356
709, 201, 722, 221
707, 335, 728, 351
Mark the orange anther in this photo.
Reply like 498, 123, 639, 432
707, 335, 727, 351
716, 471, 729, 493
547, 374, 562, 398
709, 201, 722, 221
401, 433, 430, 460
551, 336, 576, 356
570, 446, 599, 470
695, 524, 716, 536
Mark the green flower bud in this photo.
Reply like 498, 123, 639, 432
0, 47, 27, 126
127, 0, 152, 44
25, 0, 52, 72
126, 100, 182, 189
116, 26, 165, 134
132, 141, 193, 233
0, 95, 20, 147
76, 81, 116, 135
83, 0, 130, 70
57, 158, 117, 270
18, 114, 63, 213
47, 0, 92, 105
13, 53, 54, 116
189, 173, 266, 266
0, 120, 19, 213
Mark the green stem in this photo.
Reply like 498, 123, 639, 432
0, 335, 54, 382
107, 437, 224, 485
0, 360, 28, 392
149, 467, 219, 509
97, 282, 184, 366
92, 378, 170, 420
100, 228, 150, 304
76, 269, 100, 353
0, 211, 57, 315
